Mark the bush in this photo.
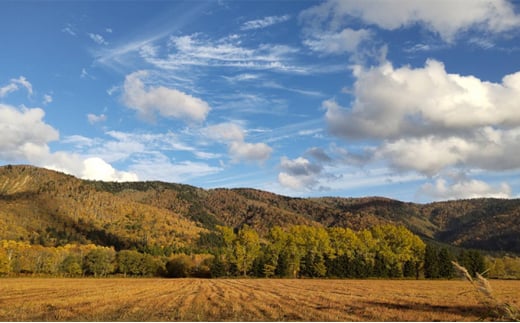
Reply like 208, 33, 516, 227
166, 255, 195, 278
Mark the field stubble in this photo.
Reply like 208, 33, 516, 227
0, 278, 519, 321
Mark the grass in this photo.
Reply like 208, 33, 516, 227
452, 261, 520, 321
1, 278, 519, 321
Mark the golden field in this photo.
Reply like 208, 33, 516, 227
0, 278, 519, 321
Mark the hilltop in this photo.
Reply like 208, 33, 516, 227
0, 164, 519, 254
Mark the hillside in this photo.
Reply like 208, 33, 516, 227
0, 165, 519, 254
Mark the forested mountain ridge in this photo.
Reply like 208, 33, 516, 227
1, 165, 519, 254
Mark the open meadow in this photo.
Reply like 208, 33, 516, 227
0, 278, 519, 321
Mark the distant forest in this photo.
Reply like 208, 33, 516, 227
2, 224, 518, 279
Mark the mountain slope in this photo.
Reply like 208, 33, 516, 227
0, 165, 519, 254
0, 165, 204, 252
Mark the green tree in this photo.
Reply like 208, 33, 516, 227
140, 253, 161, 277
234, 225, 261, 276
328, 227, 365, 277
60, 254, 82, 276
264, 226, 288, 277
215, 225, 237, 276
458, 249, 486, 277
438, 247, 455, 278
0, 248, 10, 275
294, 226, 331, 278
166, 254, 195, 278
370, 225, 425, 278
117, 250, 143, 276
83, 247, 115, 277
424, 245, 440, 279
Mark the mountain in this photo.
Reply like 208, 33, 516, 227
0, 165, 519, 254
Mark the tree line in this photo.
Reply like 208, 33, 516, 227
0, 224, 501, 279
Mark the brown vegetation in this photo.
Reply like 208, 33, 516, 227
1, 278, 519, 321
1, 165, 520, 255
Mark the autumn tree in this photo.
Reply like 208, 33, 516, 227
0, 248, 9, 275
83, 247, 116, 277
60, 254, 82, 276
234, 225, 261, 276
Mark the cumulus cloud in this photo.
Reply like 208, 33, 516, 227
203, 122, 245, 142
419, 177, 512, 200
321, 58, 520, 199
0, 103, 137, 182
278, 156, 322, 190
0, 104, 59, 161
202, 122, 272, 163
122, 70, 210, 123
326, 60, 520, 140
229, 141, 272, 163
81, 157, 138, 181
300, 0, 520, 42
241, 15, 291, 30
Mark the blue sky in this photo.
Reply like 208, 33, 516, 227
1, 0, 520, 202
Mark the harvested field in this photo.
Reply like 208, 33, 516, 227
0, 278, 519, 321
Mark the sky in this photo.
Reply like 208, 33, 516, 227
1, 0, 520, 203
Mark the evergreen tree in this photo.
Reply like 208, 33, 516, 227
438, 247, 455, 278
424, 245, 440, 279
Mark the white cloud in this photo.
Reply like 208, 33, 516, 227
128, 152, 221, 183
140, 33, 305, 73
62, 24, 77, 36
0, 83, 18, 98
42, 94, 53, 105
88, 33, 108, 45
122, 70, 210, 123
278, 156, 322, 190
419, 177, 512, 200
323, 59, 520, 200
303, 28, 372, 54
229, 141, 272, 163
203, 122, 245, 142
241, 14, 291, 30
325, 60, 520, 140
0, 103, 137, 182
0, 104, 59, 161
202, 122, 272, 163
81, 157, 138, 182
300, 0, 520, 42
0, 76, 33, 98
87, 113, 107, 124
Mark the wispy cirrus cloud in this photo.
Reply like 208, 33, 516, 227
61, 23, 77, 36
88, 33, 109, 45
241, 14, 291, 30
137, 33, 310, 74
0, 76, 33, 98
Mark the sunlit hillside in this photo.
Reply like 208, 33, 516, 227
0, 164, 519, 254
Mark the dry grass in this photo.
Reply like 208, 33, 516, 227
452, 261, 520, 321
1, 278, 519, 321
